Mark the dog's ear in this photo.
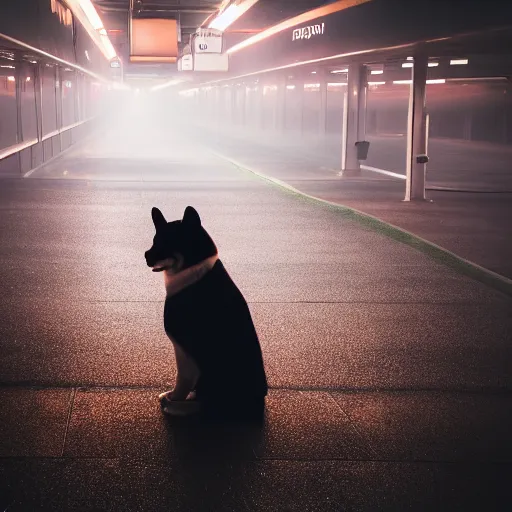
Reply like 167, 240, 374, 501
182, 206, 201, 228
151, 207, 167, 230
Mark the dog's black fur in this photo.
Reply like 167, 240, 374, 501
145, 206, 268, 417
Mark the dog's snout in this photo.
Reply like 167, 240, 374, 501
145, 250, 154, 266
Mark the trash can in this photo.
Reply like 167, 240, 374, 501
355, 140, 370, 160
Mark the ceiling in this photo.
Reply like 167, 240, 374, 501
92, 0, 333, 70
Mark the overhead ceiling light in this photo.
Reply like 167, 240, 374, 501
450, 58, 469, 65
370, 69, 383, 75
7, 76, 15, 82
368, 81, 385, 85
66, 0, 117, 60
209, 0, 261, 32
392, 79, 446, 85
327, 82, 347, 86
428, 62, 439, 67
331, 69, 348, 74
76, 0, 103, 30
402, 62, 413, 68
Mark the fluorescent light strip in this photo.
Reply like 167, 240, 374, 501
331, 69, 348, 74
370, 69, 383, 74
402, 62, 413, 68
450, 59, 468, 65
227, 0, 372, 54
392, 79, 446, 85
66, 0, 117, 60
368, 81, 385, 85
77, 0, 103, 30
209, 0, 260, 32
327, 82, 347, 86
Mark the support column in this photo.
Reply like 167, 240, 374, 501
15, 59, 23, 144
276, 74, 287, 133
341, 63, 367, 176
230, 85, 236, 126
34, 64, 44, 143
319, 69, 328, 136
55, 66, 63, 152
404, 54, 428, 201
239, 85, 247, 127
256, 81, 264, 131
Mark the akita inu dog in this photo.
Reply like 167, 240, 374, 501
145, 206, 268, 418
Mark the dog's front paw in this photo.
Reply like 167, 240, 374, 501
158, 390, 175, 402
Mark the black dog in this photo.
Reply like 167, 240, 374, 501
145, 206, 268, 418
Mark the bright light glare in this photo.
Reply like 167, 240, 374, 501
286, 85, 296, 90
370, 70, 383, 75
450, 59, 469, 65
392, 79, 446, 85
327, 82, 347, 86
403, 61, 439, 68
368, 81, 385, 85
331, 69, 348, 74
209, 0, 260, 32
26, 77, 31, 82
304, 83, 321, 88
67, 0, 117, 60
77, 0, 103, 30
7, 76, 15, 82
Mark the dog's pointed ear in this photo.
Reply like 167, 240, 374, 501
182, 206, 201, 228
151, 207, 167, 230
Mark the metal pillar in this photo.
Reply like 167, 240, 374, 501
341, 63, 366, 176
256, 81, 264, 130
34, 64, 43, 143
319, 69, 328, 136
230, 85, 236, 125
276, 74, 287, 133
404, 54, 428, 201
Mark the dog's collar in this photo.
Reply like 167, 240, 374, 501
164, 255, 218, 298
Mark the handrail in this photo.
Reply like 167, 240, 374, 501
1, 117, 96, 160
0, 32, 110, 84
0, 139, 38, 161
